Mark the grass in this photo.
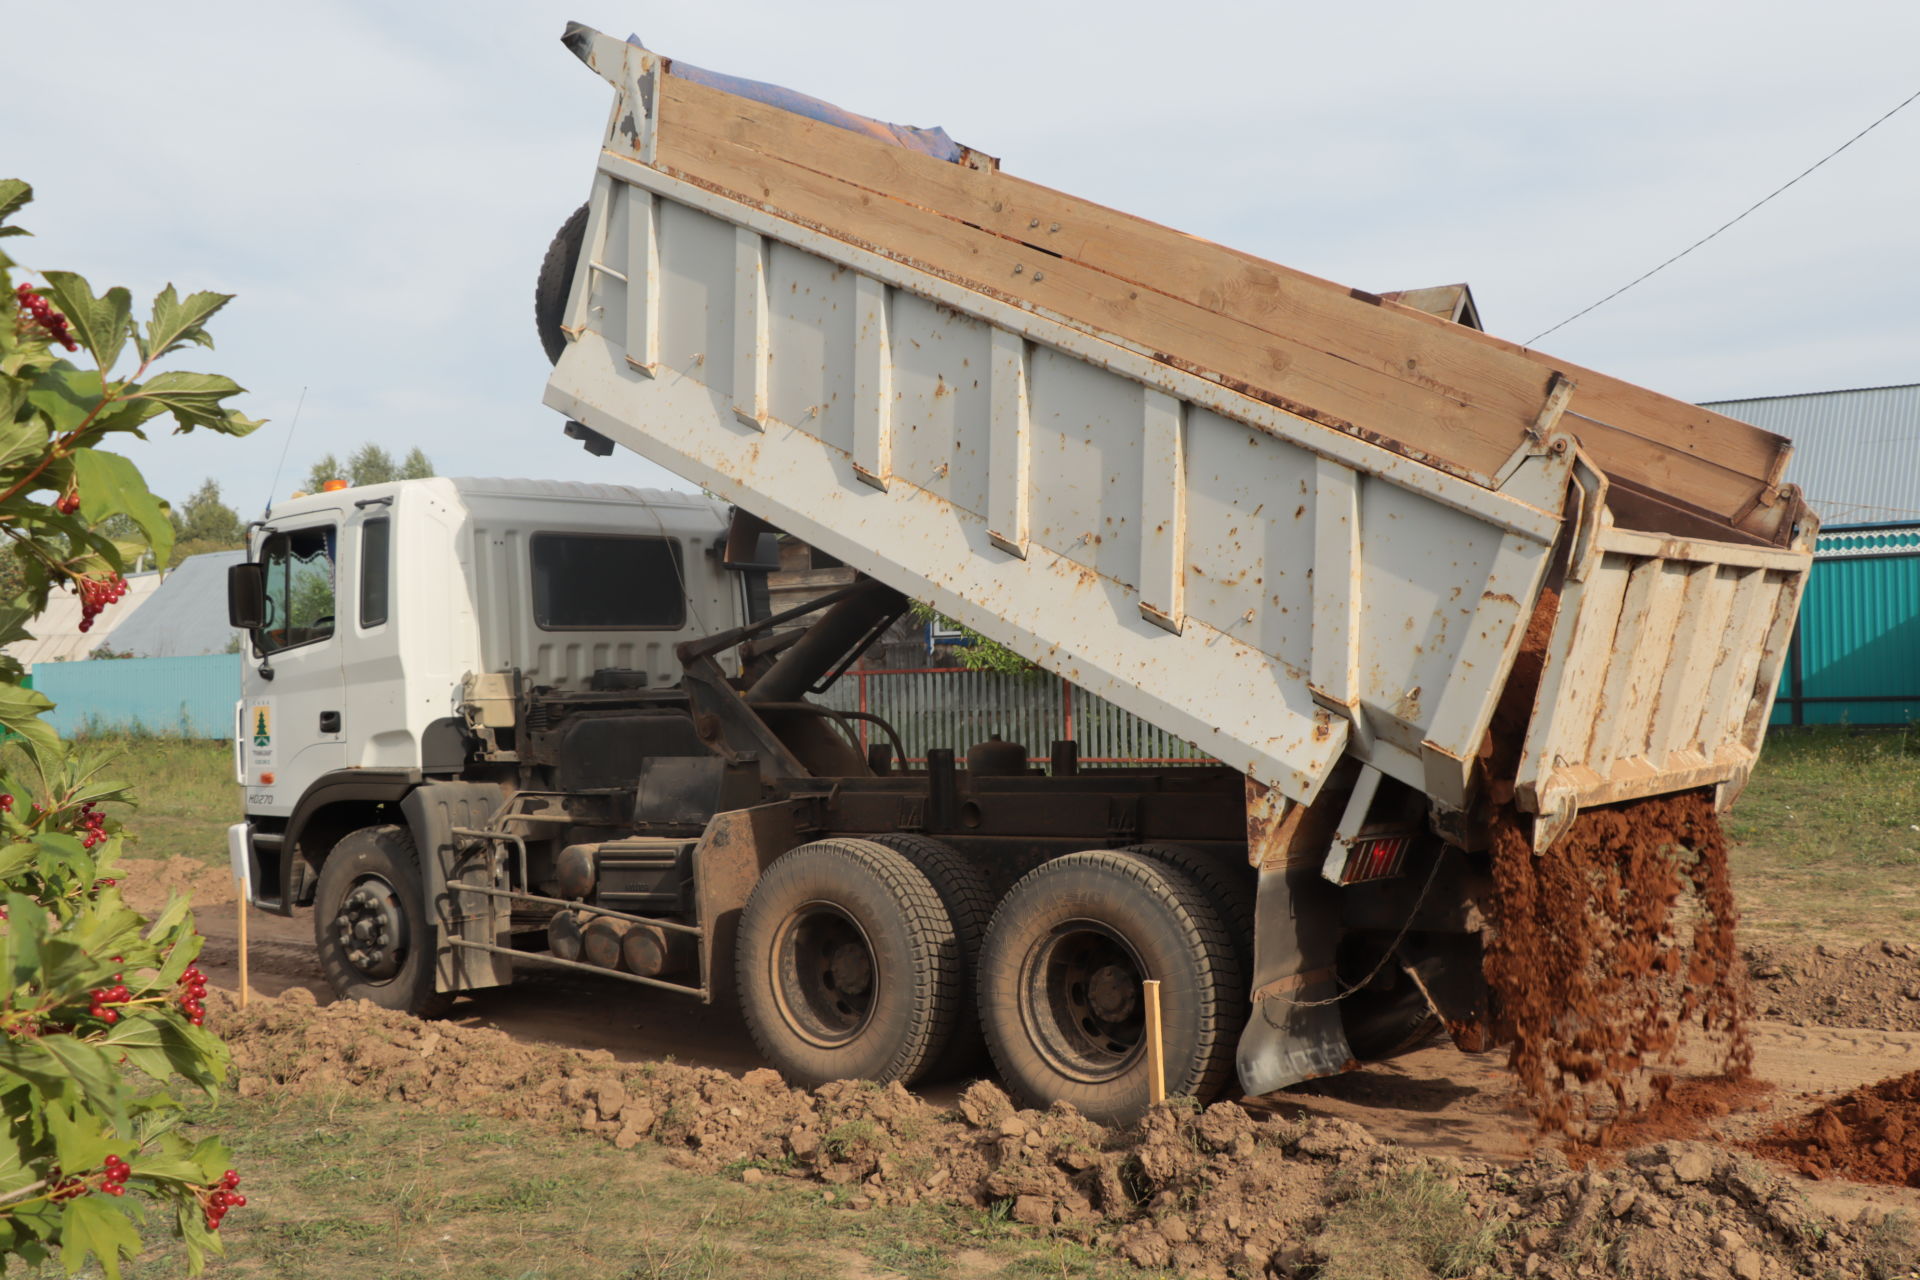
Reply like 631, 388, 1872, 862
1727, 726, 1920, 944
1, 734, 236, 864
1310, 1166, 1503, 1280
27, 1089, 1163, 1280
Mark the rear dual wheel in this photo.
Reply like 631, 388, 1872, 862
735, 839, 965, 1088
977, 850, 1243, 1124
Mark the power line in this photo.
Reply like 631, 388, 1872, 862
1526, 85, 1920, 346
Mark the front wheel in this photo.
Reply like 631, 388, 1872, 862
977, 851, 1242, 1125
313, 825, 450, 1017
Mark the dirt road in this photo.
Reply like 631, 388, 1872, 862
183, 889, 1920, 1224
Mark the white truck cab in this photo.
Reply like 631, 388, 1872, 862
229, 477, 743, 911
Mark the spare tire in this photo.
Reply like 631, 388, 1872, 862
535, 202, 589, 365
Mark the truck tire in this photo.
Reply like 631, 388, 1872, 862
313, 825, 451, 1018
867, 833, 995, 1081
1119, 843, 1255, 975
535, 202, 588, 365
977, 851, 1241, 1124
735, 839, 962, 1089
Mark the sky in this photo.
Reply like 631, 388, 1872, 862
7, 1, 1918, 512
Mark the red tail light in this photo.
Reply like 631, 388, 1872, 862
1341, 834, 1410, 884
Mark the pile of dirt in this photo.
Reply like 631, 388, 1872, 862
1483, 792, 1752, 1137
1747, 940, 1920, 1032
1752, 1069, 1920, 1187
112, 855, 236, 916
213, 989, 1914, 1279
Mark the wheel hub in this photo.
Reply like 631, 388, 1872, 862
1021, 922, 1149, 1083
1086, 963, 1139, 1022
773, 902, 880, 1049
335, 877, 407, 981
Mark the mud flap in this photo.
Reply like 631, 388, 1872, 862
1236, 861, 1355, 1096
402, 782, 509, 995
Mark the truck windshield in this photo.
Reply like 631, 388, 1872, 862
258, 525, 337, 654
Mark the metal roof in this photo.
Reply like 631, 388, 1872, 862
102, 550, 247, 659
1703, 383, 1920, 527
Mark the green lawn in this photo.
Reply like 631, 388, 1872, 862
29, 1090, 1146, 1280
1726, 725, 1920, 944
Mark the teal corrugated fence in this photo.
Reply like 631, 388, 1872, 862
31, 654, 241, 739
1771, 523, 1920, 727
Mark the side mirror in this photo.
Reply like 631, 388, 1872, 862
228, 562, 266, 629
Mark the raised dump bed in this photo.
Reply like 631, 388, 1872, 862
541, 25, 1813, 853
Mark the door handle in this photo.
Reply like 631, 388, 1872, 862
319, 711, 341, 734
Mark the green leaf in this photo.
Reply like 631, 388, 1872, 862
23, 365, 103, 436
136, 285, 231, 363
122, 370, 258, 436
102, 1018, 176, 1084
0, 412, 50, 477
79, 396, 166, 441
0, 682, 58, 763
72, 450, 173, 569
61, 1193, 143, 1280
38, 272, 133, 377
45, 1098, 114, 1175
0, 179, 29, 226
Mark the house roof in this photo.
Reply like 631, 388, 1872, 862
1704, 383, 1920, 528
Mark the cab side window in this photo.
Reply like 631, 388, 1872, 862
259, 525, 337, 653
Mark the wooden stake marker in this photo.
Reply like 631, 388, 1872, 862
1143, 979, 1166, 1105
234, 871, 251, 1009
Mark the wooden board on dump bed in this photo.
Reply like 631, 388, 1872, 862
646, 70, 1794, 542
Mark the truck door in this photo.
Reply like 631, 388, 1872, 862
245, 511, 347, 806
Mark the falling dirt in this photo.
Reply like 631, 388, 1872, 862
1484, 791, 1753, 1139
212, 988, 1917, 1280
1753, 1069, 1920, 1188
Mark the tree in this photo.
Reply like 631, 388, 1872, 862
346, 443, 396, 486
0, 179, 255, 1275
166, 478, 245, 567
301, 452, 342, 493
300, 444, 432, 494
909, 602, 1037, 675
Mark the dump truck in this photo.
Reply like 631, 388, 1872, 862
226, 24, 1815, 1123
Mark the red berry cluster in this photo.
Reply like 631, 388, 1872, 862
49, 1171, 88, 1203
76, 574, 129, 634
0, 793, 13, 813
203, 1170, 245, 1229
89, 974, 131, 1025
177, 965, 208, 1026
78, 801, 107, 850
55, 488, 81, 515
12, 282, 78, 351
99, 1155, 131, 1197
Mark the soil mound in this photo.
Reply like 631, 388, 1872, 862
1484, 792, 1751, 1137
1748, 940, 1920, 1032
213, 989, 1912, 1279
113, 855, 236, 915
1753, 1069, 1920, 1187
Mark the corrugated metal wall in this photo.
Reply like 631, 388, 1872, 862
31, 654, 241, 739
818, 668, 1210, 763
1771, 524, 1920, 727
